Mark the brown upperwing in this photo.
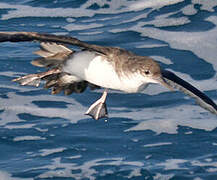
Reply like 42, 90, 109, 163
0, 31, 112, 55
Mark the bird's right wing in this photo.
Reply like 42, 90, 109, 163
162, 70, 217, 115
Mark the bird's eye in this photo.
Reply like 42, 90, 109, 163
144, 70, 150, 75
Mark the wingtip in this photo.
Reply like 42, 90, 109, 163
162, 70, 217, 116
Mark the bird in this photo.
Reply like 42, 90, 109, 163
0, 31, 216, 120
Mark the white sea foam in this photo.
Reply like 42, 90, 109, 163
207, 168, 217, 173
78, 31, 103, 35
142, 13, 190, 27
182, 4, 198, 15
66, 18, 75, 23
13, 135, 46, 141
153, 173, 175, 180
32, 157, 144, 179
156, 159, 188, 170
192, 0, 217, 12
63, 23, 103, 31
190, 158, 217, 173
67, 155, 82, 159
191, 159, 217, 168
193, 177, 203, 180
35, 127, 49, 132
0, 0, 182, 20
39, 147, 66, 156
144, 142, 172, 148
107, 1, 217, 74
0, 91, 85, 126
129, 16, 217, 72
4, 124, 35, 129
127, 169, 142, 178
110, 11, 190, 32
136, 44, 167, 49
145, 155, 152, 159
123, 103, 217, 134
128, 0, 184, 11
150, 56, 173, 65
0, 3, 95, 20
0, 171, 33, 180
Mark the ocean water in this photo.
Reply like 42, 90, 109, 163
0, 0, 217, 179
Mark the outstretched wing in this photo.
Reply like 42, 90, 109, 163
0, 31, 111, 55
162, 70, 217, 115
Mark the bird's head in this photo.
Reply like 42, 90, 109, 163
140, 58, 173, 91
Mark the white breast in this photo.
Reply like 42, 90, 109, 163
63, 51, 147, 93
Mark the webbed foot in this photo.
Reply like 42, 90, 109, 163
85, 101, 108, 120
85, 89, 108, 120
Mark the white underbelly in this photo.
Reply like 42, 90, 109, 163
84, 56, 146, 92
63, 51, 146, 93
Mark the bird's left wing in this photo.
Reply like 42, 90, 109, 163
0, 32, 103, 95
0, 31, 111, 55
162, 70, 217, 115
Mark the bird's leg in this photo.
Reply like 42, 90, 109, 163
85, 89, 108, 120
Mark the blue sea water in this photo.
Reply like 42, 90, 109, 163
0, 0, 217, 179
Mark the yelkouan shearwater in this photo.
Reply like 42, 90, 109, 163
0, 32, 216, 120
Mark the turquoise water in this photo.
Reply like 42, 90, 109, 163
0, 0, 217, 179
